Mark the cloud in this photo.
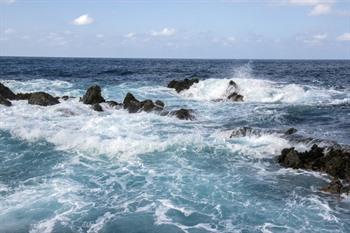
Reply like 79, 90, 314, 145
288, 0, 321, 6
4, 28, 15, 35
96, 34, 104, 38
301, 33, 328, 44
125, 32, 136, 39
337, 33, 350, 41
73, 14, 94, 26
0, 0, 15, 4
309, 3, 331, 15
151, 28, 176, 37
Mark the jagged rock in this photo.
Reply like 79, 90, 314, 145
170, 109, 195, 120
278, 148, 302, 169
227, 92, 244, 102
230, 127, 262, 138
61, 96, 69, 100
16, 93, 32, 100
0, 94, 12, 106
82, 85, 105, 105
92, 103, 103, 112
167, 78, 199, 93
28, 92, 60, 106
123, 93, 142, 113
0, 82, 16, 100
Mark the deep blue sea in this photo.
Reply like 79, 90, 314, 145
0, 57, 350, 233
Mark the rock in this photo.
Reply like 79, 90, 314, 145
106, 100, 122, 108
278, 148, 303, 169
227, 92, 244, 102
0, 82, 16, 100
82, 85, 105, 105
321, 179, 343, 194
323, 149, 350, 179
123, 93, 142, 113
230, 127, 262, 138
170, 108, 195, 120
167, 78, 199, 93
16, 93, 32, 100
61, 96, 69, 101
92, 103, 103, 112
28, 92, 60, 106
142, 99, 156, 112
0, 94, 12, 106
155, 100, 165, 109
285, 128, 297, 135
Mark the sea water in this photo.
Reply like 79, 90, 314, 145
0, 57, 350, 233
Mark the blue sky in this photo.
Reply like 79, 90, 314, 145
0, 0, 349, 59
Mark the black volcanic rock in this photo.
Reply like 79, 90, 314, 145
123, 93, 142, 113
82, 85, 105, 105
28, 92, 60, 106
0, 94, 12, 106
92, 103, 103, 112
167, 78, 199, 93
227, 92, 244, 102
170, 108, 195, 120
16, 93, 32, 100
0, 82, 16, 100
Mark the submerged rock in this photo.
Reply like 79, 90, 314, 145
92, 103, 103, 112
0, 94, 12, 106
141, 99, 156, 112
0, 82, 16, 100
82, 85, 105, 105
170, 108, 195, 120
167, 78, 199, 93
321, 179, 344, 194
28, 92, 60, 106
106, 100, 122, 109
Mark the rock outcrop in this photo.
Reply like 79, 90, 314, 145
92, 103, 103, 112
82, 85, 105, 105
0, 82, 16, 100
28, 92, 60, 106
278, 144, 350, 194
0, 94, 12, 106
167, 78, 199, 93
123, 93, 164, 113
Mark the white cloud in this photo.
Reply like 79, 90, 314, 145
0, 0, 15, 4
96, 34, 104, 38
125, 32, 136, 39
151, 28, 176, 37
4, 28, 15, 35
73, 14, 94, 26
302, 33, 328, 44
309, 4, 331, 15
337, 33, 350, 41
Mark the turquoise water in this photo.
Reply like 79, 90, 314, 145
0, 57, 350, 233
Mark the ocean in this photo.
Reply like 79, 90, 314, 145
0, 57, 350, 233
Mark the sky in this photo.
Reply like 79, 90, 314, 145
0, 0, 349, 59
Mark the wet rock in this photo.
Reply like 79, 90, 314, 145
0, 94, 12, 106
278, 148, 302, 169
141, 99, 156, 112
170, 108, 195, 120
28, 92, 60, 106
227, 92, 244, 102
92, 103, 103, 112
0, 82, 16, 100
123, 93, 142, 113
82, 85, 105, 105
106, 100, 122, 109
61, 96, 70, 101
167, 78, 199, 93
321, 179, 343, 194
323, 149, 350, 179
230, 127, 262, 138
16, 93, 32, 100
155, 100, 165, 109
285, 128, 297, 135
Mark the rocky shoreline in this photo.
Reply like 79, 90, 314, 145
1, 79, 349, 196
